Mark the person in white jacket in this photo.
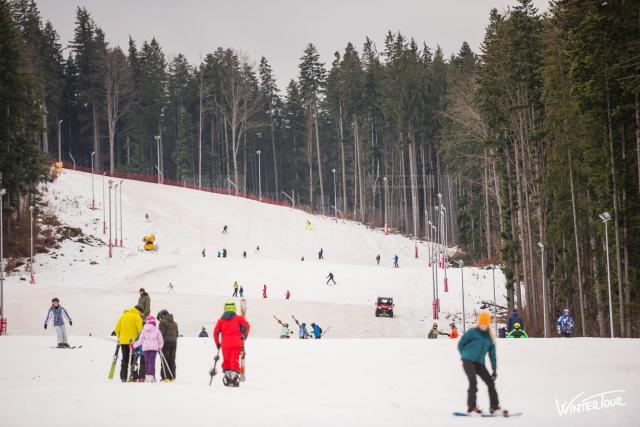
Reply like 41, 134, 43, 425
44, 297, 72, 348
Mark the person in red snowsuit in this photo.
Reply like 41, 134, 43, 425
262, 285, 267, 299
213, 301, 250, 374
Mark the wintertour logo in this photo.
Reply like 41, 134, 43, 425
555, 390, 626, 416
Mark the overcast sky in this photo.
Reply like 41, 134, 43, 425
38, 0, 549, 88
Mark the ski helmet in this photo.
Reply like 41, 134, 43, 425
514, 322, 521, 329
224, 301, 236, 313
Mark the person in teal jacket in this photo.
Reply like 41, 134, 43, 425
457, 311, 500, 414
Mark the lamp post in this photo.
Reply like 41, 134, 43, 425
57, 119, 63, 162
491, 264, 497, 335
119, 180, 123, 247
68, 152, 76, 170
431, 232, 436, 320
256, 150, 262, 201
433, 225, 439, 316
90, 151, 95, 210
114, 183, 118, 251
102, 172, 106, 234
538, 241, 548, 338
0, 188, 6, 324
154, 136, 162, 183
331, 169, 337, 219
383, 177, 388, 235
458, 260, 466, 332
600, 211, 614, 338
29, 206, 35, 284
442, 207, 448, 292
108, 180, 113, 258
428, 220, 433, 267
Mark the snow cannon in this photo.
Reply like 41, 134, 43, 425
143, 234, 157, 251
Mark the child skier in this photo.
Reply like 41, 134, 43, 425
213, 301, 251, 387
557, 308, 575, 337
134, 315, 164, 382
428, 323, 439, 339
44, 297, 73, 348
506, 323, 528, 338
457, 311, 501, 415
448, 323, 459, 338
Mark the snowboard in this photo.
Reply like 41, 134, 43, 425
239, 298, 247, 382
453, 411, 522, 418
108, 343, 120, 380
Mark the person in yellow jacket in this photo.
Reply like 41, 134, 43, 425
115, 305, 144, 382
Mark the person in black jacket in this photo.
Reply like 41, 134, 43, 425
507, 309, 523, 333
158, 310, 178, 381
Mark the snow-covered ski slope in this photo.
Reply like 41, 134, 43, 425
0, 336, 638, 427
4, 169, 506, 337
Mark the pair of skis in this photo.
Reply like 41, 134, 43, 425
453, 410, 522, 418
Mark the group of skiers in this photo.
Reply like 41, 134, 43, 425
274, 315, 323, 339
428, 322, 459, 339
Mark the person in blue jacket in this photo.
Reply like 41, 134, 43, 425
457, 311, 500, 415
507, 309, 523, 333
310, 322, 323, 339
556, 308, 575, 337
44, 297, 73, 348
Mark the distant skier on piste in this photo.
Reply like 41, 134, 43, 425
44, 297, 73, 348
222, 225, 228, 234
292, 315, 309, 339
318, 248, 324, 260
393, 254, 399, 268
199, 327, 209, 338
285, 290, 291, 300
262, 285, 268, 298
326, 272, 336, 285
213, 301, 250, 387
376, 254, 381, 265
239, 286, 244, 298
457, 311, 502, 415
311, 322, 323, 339
138, 288, 151, 317
556, 308, 575, 337
232, 281, 239, 297
273, 316, 293, 338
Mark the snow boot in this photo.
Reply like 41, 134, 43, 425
63, 343, 70, 348
489, 406, 501, 414
223, 371, 240, 387
56, 343, 65, 348
467, 407, 483, 415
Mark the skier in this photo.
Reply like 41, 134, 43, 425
202, 249, 206, 258
199, 327, 209, 338
222, 248, 227, 258
507, 309, 523, 333
217, 250, 221, 258
457, 311, 500, 415
239, 286, 244, 298
167, 282, 174, 293
255, 245, 260, 252
158, 310, 178, 381
305, 220, 312, 230
318, 248, 324, 260
134, 315, 164, 382
448, 323, 459, 339
222, 225, 228, 234
114, 305, 144, 382
376, 254, 381, 265
138, 288, 151, 317
428, 323, 439, 339
213, 301, 251, 387
242, 251, 247, 258
301, 256, 305, 262
262, 285, 268, 298
310, 322, 323, 339
44, 297, 72, 348
326, 272, 336, 285
556, 308, 575, 337
232, 281, 239, 297
393, 254, 399, 268
273, 316, 293, 339
292, 316, 308, 339
285, 290, 291, 300
506, 323, 528, 339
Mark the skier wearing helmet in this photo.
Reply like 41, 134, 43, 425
457, 311, 502, 415
213, 301, 250, 387
556, 308, 575, 337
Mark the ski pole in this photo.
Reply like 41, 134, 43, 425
159, 349, 174, 380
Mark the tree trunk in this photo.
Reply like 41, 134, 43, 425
339, 104, 347, 212
314, 104, 325, 214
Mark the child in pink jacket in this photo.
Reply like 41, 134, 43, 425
135, 316, 164, 382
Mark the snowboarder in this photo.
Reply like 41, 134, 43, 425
114, 305, 144, 382
158, 310, 178, 381
507, 309, 523, 333
458, 311, 500, 415
44, 297, 72, 348
232, 281, 239, 297
556, 308, 575, 337
393, 254, 399, 268
318, 248, 324, 260
213, 301, 251, 387
273, 316, 293, 339
199, 327, 209, 338
262, 285, 268, 299
376, 254, 381, 265
292, 316, 308, 339
428, 323, 439, 339
202, 249, 206, 258
134, 315, 164, 382
239, 286, 244, 298
138, 288, 151, 317
222, 225, 228, 234
326, 272, 336, 285
310, 322, 323, 339
506, 323, 528, 339
285, 290, 291, 300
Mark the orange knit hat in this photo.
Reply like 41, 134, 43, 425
477, 311, 492, 326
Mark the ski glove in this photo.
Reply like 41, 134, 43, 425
491, 370, 497, 381
216, 344, 221, 350
44, 323, 47, 330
